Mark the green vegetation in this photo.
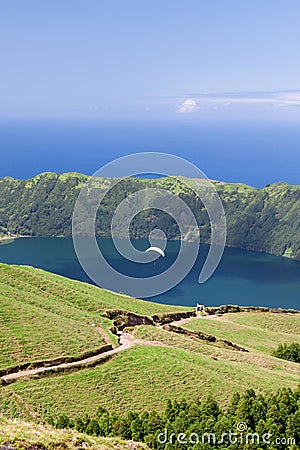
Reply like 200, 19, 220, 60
1, 325, 299, 419
3, 387, 299, 449
0, 415, 149, 449
273, 342, 300, 363
0, 172, 300, 260
0, 263, 188, 371
42, 388, 300, 449
0, 264, 299, 448
183, 312, 300, 354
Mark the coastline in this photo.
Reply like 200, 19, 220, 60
0, 235, 31, 245
0, 236, 16, 245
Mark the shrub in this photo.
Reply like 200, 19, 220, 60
272, 342, 300, 363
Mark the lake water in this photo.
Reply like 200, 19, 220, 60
0, 237, 299, 310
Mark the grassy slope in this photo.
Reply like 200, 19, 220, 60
0, 415, 149, 449
0, 263, 188, 370
4, 345, 299, 415
183, 312, 300, 353
2, 338, 299, 420
0, 264, 299, 421
1, 320, 299, 419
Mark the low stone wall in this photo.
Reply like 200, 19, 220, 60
152, 310, 196, 325
163, 324, 248, 352
103, 309, 154, 331
205, 304, 300, 315
0, 344, 113, 378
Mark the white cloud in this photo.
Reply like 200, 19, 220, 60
274, 91, 300, 106
173, 90, 300, 113
176, 98, 198, 113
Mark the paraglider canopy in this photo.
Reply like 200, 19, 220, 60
145, 246, 165, 257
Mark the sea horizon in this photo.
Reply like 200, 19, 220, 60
1, 117, 300, 188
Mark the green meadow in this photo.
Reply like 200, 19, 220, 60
0, 263, 299, 423
0, 263, 187, 371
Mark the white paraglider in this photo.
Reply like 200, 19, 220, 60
145, 246, 165, 257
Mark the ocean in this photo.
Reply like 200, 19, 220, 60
0, 118, 299, 187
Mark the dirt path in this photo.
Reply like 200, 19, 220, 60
169, 313, 219, 327
167, 317, 193, 327
1, 314, 220, 384
1, 333, 135, 384
1, 332, 168, 384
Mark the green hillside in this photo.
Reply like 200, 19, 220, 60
0, 263, 188, 372
0, 415, 149, 449
4, 341, 299, 420
0, 172, 300, 260
183, 312, 300, 354
0, 264, 299, 425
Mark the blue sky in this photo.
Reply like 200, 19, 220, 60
1, 0, 300, 119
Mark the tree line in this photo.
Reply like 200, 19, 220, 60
51, 387, 300, 449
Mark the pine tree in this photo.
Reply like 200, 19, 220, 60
74, 416, 85, 433
85, 418, 100, 436
55, 413, 70, 429
131, 417, 144, 442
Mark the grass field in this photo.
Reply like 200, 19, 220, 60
2, 317, 300, 420
0, 415, 149, 449
0, 263, 299, 423
1, 342, 299, 420
0, 263, 189, 370
183, 312, 300, 354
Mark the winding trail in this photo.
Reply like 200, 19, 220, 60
168, 313, 217, 327
1, 333, 135, 384
1, 314, 205, 384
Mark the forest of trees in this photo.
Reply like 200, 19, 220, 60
51, 387, 300, 449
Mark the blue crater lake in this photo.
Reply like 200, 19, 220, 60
0, 237, 299, 310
